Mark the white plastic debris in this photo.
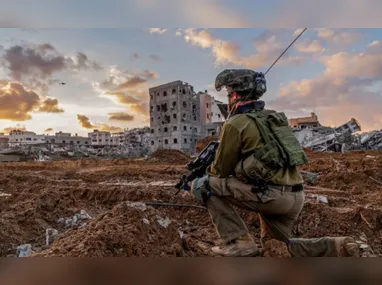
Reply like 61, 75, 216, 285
360, 244, 369, 249
16, 244, 32, 257
46, 228, 59, 246
308, 194, 328, 204
127, 202, 147, 211
142, 218, 150, 225
156, 215, 171, 228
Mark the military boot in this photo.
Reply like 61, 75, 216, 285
334, 237, 360, 257
211, 234, 260, 257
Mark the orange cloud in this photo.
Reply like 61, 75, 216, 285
77, 114, 123, 132
38, 98, 64, 113
181, 28, 307, 69
1, 125, 28, 135
268, 40, 382, 132
108, 112, 135, 121
0, 81, 41, 121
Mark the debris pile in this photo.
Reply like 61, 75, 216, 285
147, 149, 191, 164
358, 130, 382, 150
0, 149, 381, 257
294, 118, 363, 152
33, 202, 205, 257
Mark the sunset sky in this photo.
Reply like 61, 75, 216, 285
1, 26, 382, 135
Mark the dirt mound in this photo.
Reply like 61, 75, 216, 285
1, 149, 382, 257
147, 149, 191, 164
301, 151, 382, 199
34, 202, 207, 257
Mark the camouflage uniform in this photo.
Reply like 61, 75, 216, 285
191, 69, 359, 257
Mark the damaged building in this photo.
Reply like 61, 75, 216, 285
293, 117, 362, 152
149, 81, 227, 154
289, 112, 321, 130
0, 133, 9, 149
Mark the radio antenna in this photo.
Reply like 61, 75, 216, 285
264, 28, 307, 75
226, 28, 307, 119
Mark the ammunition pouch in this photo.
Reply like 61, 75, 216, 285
234, 153, 279, 184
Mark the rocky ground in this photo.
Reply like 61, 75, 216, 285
0, 149, 381, 257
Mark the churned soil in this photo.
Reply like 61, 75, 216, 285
0, 149, 381, 257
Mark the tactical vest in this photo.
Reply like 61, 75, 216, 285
235, 109, 308, 183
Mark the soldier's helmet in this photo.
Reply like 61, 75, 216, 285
214, 69, 267, 100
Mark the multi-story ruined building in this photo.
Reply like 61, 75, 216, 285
149, 81, 204, 154
149, 81, 227, 154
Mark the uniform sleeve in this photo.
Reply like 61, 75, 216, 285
209, 123, 241, 178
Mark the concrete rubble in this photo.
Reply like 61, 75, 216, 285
293, 118, 382, 152
0, 127, 151, 161
58, 210, 92, 228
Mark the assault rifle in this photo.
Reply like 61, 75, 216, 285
174, 141, 220, 195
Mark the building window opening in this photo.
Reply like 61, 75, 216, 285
173, 126, 177, 131
165, 139, 168, 144
183, 102, 187, 108
173, 113, 177, 119
172, 89, 176, 94
151, 141, 155, 145
151, 129, 154, 133
184, 126, 187, 131
182, 89, 186, 94
184, 138, 187, 143
172, 101, 176, 107
156, 105, 160, 111
164, 127, 168, 132
163, 91, 167, 96
173, 138, 178, 143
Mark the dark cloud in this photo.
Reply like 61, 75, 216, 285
66, 52, 103, 71
97, 67, 158, 92
0, 43, 102, 94
108, 112, 135, 121
2, 44, 66, 81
